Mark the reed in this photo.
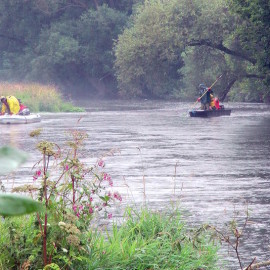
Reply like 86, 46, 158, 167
0, 82, 84, 112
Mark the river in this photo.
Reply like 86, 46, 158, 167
1, 100, 270, 269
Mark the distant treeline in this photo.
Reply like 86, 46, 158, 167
0, 0, 269, 102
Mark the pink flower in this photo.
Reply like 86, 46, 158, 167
65, 165, 69, 171
72, 204, 77, 211
79, 205, 83, 210
89, 197, 93, 202
103, 173, 113, 186
113, 192, 122, 202
108, 179, 113, 187
33, 170, 42, 181
108, 213, 112, 219
98, 159, 105, 167
76, 212, 80, 217
89, 207, 93, 214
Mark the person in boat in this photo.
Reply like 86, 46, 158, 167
213, 97, 221, 110
197, 84, 213, 110
210, 94, 216, 110
18, 99, 30, 115
0, 95, 20, 115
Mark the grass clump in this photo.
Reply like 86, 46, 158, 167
0, 82, 85, 112
87, 208, 220, 270
0, 208, 220, 269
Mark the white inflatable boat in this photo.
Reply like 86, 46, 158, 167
0, 114, 41, 124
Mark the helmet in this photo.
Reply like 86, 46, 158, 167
199, 84, 206, 89
0, 96, 5, 102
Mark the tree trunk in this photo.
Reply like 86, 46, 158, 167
93, 0, 99, 9
108, 0, 115, 8
219, 73, 265, 101
219, 77, 237, 102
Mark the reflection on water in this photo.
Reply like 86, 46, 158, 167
1, 101, 270, 269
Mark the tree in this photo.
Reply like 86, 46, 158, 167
227, 0, 270, 101
0, 1, 130, 96
115, 0, 268, 101
115, 0, 195, 98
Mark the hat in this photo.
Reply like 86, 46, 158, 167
199, 84, 206, 89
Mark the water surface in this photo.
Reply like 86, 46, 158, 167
1, 100, 270, 269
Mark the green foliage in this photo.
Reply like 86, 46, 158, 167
86, 208, 219, 269
115, 0, 186, 98
227, 0, 270, 101
114, 0, 241, 99
0, 0, 269, 100
0, 146, 42, 217
0, 129, 120, 268
44, 263, 61, 270
0, 1, 130, 96
115, 0, 269, 101
59, 102, 86, 112
0, 215, 40, 267
77, 6, 128, 78
229, 78, 266, 102
228, 0, 270, 68
0, 146, 28, 175
0, 194, 43, 217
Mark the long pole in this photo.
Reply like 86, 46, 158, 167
189, 74, 222, 111
209, 74, 223, 89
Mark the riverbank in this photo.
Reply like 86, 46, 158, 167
0, 83, 84, 112
0, 207, 221, 269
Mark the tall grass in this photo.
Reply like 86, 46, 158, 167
86, 208, 220, 270
0, 82, 84, 112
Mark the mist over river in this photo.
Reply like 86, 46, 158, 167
1, 100, 270, 269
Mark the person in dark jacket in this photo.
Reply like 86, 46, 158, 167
197, 84, 213, 110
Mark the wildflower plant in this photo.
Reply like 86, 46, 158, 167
1, 128, 121, 269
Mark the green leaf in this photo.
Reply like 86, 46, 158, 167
0, 146, 28, 175
44, 263, 61, 270
0, 193, 43, 217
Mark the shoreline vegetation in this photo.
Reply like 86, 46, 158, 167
0, 207, 221, 270
0, 83, 85, 113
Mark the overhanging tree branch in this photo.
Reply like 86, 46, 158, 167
188, 39, 257, 65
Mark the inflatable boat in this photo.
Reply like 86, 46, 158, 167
0, 114, 41, 124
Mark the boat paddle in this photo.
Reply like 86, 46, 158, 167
189, 74, 223, 112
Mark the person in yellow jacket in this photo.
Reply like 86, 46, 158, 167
0, 95, 20, 115
209, 94, 215, 110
